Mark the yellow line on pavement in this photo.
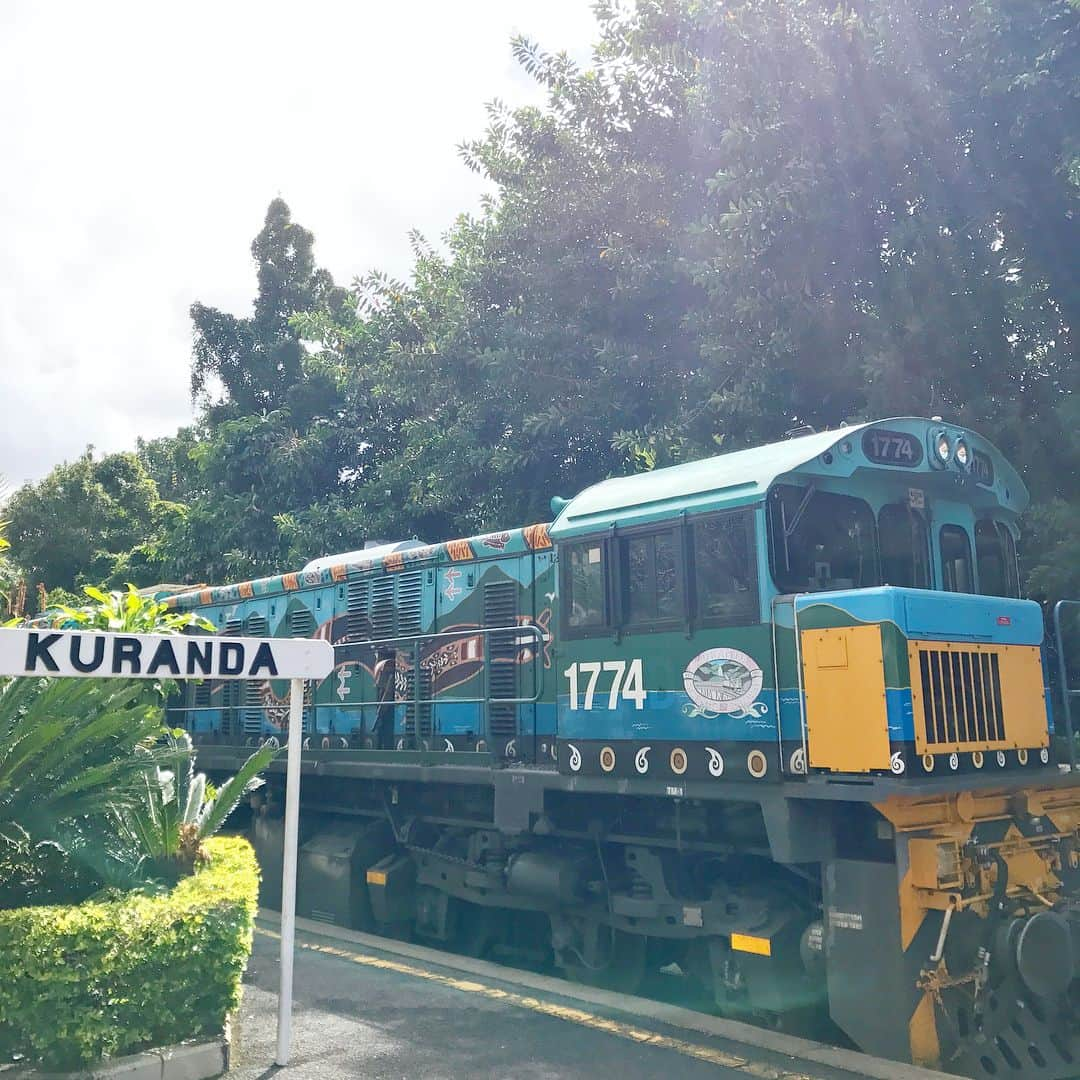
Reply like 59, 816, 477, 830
256, 926, 817, 1079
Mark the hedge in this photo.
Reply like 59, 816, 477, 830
0, 836, 259, 1069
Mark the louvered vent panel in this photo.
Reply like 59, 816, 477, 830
245, 614, 269, 637
243, 681, 265, 734
193, 682, 212, 708
347, 578, 371, 638
485, 581, 518, 738
291, 682, 314, 735
402, 654, 432, 740
289, 607, 316, 638
397, 572, 423, 637
223, 618, 242, 636
370, 577, 395, 639
220, 681, 240, 738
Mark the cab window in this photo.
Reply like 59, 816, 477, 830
564, 541, 608, 631
769, 485, 878, 593
878, 504, 931, 589
975, 520, 1020, 598
939, 526, 974, 594
622, 529, 681, 625
691, 511, 758, 625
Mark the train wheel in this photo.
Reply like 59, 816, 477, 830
457, 903, 510, 959
560, 923, 647, 995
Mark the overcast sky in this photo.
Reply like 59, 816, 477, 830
0, 1, 598, 489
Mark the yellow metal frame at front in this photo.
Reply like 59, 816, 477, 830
907, 641, 1047, 755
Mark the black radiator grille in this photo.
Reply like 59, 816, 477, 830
918, 648, 1004, 748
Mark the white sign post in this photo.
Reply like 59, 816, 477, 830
0, 627, 334, 1068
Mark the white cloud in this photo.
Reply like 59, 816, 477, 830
0, 0, 598, 486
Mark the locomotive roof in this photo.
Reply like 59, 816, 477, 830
163, 522, 553, 612
549, 417, 1027, 539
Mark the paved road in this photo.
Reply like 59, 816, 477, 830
229, 923, 840, 1080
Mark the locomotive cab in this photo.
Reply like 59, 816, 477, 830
549, 417, 1055, 786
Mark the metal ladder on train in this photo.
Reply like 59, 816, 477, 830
1052, 600, 1080, 771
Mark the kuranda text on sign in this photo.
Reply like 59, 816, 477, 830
0, 627, 334, 681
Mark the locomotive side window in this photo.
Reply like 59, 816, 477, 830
975, 520, 1019, 598
691, 511, 758, 625
769, 485, 878, 593
622, 529, 681, 626
563, 540, 608, 631
939, 525, 974, 594
878, 503, 931, 589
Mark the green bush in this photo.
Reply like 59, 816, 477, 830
0, 836, 258, 1069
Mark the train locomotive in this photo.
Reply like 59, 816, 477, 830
165, 417, 1080, 1078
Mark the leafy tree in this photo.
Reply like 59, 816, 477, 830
190, 198, 345, 414
4, 451, 185, 601
171, 200, 382, 579
301, 0, 1078, 600
16, 1, 1079, 605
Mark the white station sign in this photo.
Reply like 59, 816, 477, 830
0, 628, 334, 681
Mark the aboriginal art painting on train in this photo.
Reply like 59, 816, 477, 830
174, 522, 556, 760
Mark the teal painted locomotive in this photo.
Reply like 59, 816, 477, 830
166, 418, 1080, 1077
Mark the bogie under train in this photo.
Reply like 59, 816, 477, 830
165, 418, 1080, 1078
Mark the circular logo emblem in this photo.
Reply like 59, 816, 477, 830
599, 746, 616, 773
972, 750, 984, 770
683, 648, 764, 715
996, 750, 1006, 767
1040, 748, 1050, 764
670, 747, 688, 775
1017, 748, 1029, 766
948, 752, 959, 771
635, 746, 651, 774
706, 747, 725, 777
747, 749, 768, 779
922, 753, 935, 773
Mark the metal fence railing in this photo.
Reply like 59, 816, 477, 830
166, 623, 548, 748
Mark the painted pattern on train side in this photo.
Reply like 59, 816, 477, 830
171, 524, 556, 760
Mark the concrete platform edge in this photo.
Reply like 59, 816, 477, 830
258, 908, 952, 1080
3, 1037, 227, 1080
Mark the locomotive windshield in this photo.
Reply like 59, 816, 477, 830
975, 519, 1020, 598
770, 483, 1019, 596
769, 484, 878, 593
878, 503, 931, 589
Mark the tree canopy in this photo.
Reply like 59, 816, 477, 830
7, 0, 1080, 604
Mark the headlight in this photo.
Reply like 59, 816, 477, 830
935, 433, 951, 463
954, 439, 970, 468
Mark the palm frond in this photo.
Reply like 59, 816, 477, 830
196, 742, 278, 840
